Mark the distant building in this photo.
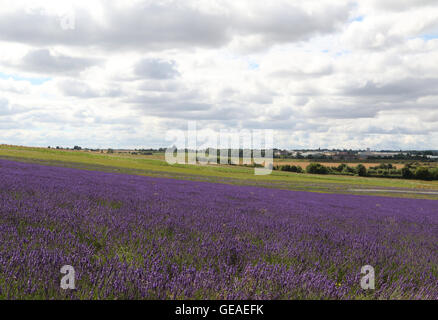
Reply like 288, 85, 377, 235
358, 151, 401, 159
358, 149, 373, 159
300, 151, 325, 158
274, 150, 291, 157
333, 151, 357, 161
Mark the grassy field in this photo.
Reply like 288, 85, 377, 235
1, 144, 438, 199
105, 151, 418, 169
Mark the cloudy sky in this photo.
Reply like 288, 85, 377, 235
1, 0, 438, 150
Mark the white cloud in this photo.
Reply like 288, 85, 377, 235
0, 0, 438, 149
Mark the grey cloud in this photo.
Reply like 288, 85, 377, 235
58, 80, 100, 98
134, 59, 180, 79
26, 111, 68, 124
0, 4, 229, 50
241, 119, 295, 130
419, 111, 438, 123
235, 3, 351, 45
370, 0, 437, 11
58, 80, 122, 98
129, 91, 250, 121
250, 95, 273, 105
219, 86, 276, 105
270, 65, 333, 78
0, 98, 27, 116
146, 101, 211, 112
364, 125, 430, 135
151, 106, 247, 121
93, 116, 141, 126
240, 119, 330, 134
307, 96, 438, 121
127, 89, 214, 119
294, 121, 328, 132
306, 101, 381, 119
243, 91, 275, 105
138, 80, 181, 92
131, 97, 211, 112
129, 82, 272, 121
0, 117, 23, 129
73, 110, 142, 126
342, 78, 438, 100
294, 97, 310, 106
0, 2, 351, 51
0, 98, 9, 115
128, 90, 203, 105
20, 49, 98, 75
100, 3, 231, 50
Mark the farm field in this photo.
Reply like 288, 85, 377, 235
0, 158, 437, 299
1, 145, 438, 200
89, 151, 417, 169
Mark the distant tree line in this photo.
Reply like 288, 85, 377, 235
274, 162, 438, 181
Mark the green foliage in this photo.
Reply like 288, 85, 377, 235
356, 164, 367, 177
432, 168, 438, 180
398, 164, 438, 181
401, 166, 414, 179
278, 165, 303, 173
293, 161, 438, 181
371, 163, 394, 170
306, 163, 329, 174
415, 167, 432, 180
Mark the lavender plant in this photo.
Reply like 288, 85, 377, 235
0, 159, 437, 299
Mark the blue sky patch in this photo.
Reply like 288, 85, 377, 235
421, 34, 438, 41
248, 62, 259, 70
349, 15, 364, 23
0, 72, 51, 85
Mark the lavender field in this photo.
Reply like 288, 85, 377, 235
0, 158, 437, 299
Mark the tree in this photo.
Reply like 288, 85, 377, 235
107, 148, 114, 154
306, 163, 329, 174
401, 166, 414, 179
431, 168, 438, 180
415, 167, 432, 180
356, 164, 367, 177
280, 165, 300, 173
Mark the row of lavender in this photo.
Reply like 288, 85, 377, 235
0, 158, 437, 299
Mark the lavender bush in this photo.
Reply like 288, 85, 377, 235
0, 159, 437, 299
